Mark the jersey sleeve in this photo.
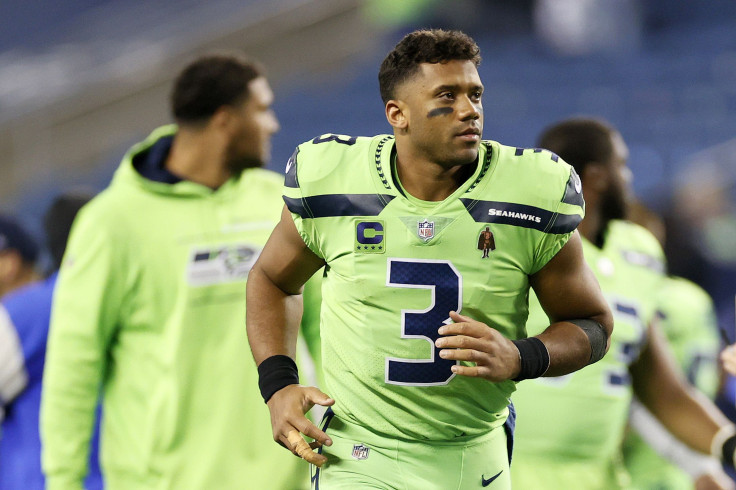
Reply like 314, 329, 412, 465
282, 146, 325, 258
530, 161, 585, 274
0, 305, 28, 415
41, 203, 127, 490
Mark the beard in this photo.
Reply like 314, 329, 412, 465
595, 187, 628, 247
600, 186, 628, 223
226, 153, 264, 178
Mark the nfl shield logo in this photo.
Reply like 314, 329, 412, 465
417, 219, 434, 241
352, 443, 370, 460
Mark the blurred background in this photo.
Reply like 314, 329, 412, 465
1, 0, 736, 337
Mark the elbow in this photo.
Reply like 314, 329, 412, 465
596, 307, 614, 356
598, 306, 614, 339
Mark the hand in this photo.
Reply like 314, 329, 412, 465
434, 311, 521, 382
266, 384, 335, 467
695, 471, 736, 490
721, 345, 736, 376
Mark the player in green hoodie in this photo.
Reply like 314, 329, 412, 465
41, 54, 315, 490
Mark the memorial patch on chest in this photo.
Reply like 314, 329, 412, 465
477, 226, 496, 259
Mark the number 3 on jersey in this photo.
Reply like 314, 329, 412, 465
385, 258, 462, 386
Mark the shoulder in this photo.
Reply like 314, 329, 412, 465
241, 167, 283, 189
608, 220, 666, 272
491, 142, 574, 180
288, 134, 391, 194
61, 189, 133, 248
661, 275, 712, 305
295, 134, 387, 177
476, 141, 583, 219
609, 220, 664, 257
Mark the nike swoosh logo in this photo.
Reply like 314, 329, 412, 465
482, 470, 503, 487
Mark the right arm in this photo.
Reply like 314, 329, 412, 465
246, 205, 333, 466
41, 211, 121, 490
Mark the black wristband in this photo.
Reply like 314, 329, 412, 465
721, 434, 736, 469
511, 337, 550, 381
257, 355, 300, 403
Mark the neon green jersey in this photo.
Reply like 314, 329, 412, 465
656, 276, 719, 396
511, 220, 665, 489
283, 134, 584, 441
623, 275, 720, 490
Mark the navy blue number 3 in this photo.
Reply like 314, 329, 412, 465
386, 259, 462, 386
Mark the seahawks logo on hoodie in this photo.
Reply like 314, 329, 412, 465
187, 244, 260, 286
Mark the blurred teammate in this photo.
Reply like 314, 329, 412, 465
511, 117, 736, 490
247, 29, 613, 489
0, 192, 101, 490
623, 204, 725, 489
0, 214, 40, 299
41, 54, 314, 489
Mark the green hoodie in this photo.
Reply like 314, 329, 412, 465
41, 126, 311, 489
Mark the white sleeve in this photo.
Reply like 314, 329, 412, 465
0, 304, 28, 419
629, 397, 722, 479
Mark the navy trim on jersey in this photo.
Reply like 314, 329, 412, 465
504, 402, 516, 466
311, 408, 336, 490
561, 168, 585, 208
374, 136, 394, 190
466, 143, 492, 192
283, 194, 395, 219
460, 199, 581, 234
547, 212, 583, 234
284, 148, 299, 189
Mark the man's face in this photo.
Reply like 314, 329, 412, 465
225, 76, 280, 175
396, 60, 483, 167
600, 131, 633, 221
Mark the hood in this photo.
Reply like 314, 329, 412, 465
110, 125, 241, 198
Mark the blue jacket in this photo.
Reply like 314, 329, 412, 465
0, 273, 102, 489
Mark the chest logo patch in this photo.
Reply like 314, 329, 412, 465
187, 243, 261, 286
355, 220, 385, 253
417, 219, 435, 242
477, 226, 496, 259
351, 443, 370, 460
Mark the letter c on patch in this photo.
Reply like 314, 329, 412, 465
357, 221, 384, 244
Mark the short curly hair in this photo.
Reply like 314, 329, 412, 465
171, 53, 264, 125
378, 29, 481, 104
537, 118, 617, 176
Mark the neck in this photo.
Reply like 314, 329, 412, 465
577, 196, 608, 248
394, 142, 475, 202
165, 128, 230, 189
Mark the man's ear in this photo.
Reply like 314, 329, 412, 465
582, 162, 608, 192
210, 106, 235, 132
385, 100, 408, 131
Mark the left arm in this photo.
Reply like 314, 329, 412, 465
629, 399, 733, 489
630, 320, 736, 466
529, 230, 613, 376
